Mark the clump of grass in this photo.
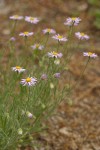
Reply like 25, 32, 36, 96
0, 16, 98, 149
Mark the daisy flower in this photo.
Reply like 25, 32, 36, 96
75, 32, 89, 40
25, 16, 40, 24
31, 44, 44, 50
12, 66, 25, 73
83, 52, 98, 58
20, 77, 37, 87
9, 15, 23, 20
19, 32, 34, 37
52, 34, 67, 42
48, 51, 63, 58
64, 17, 81, 26
43, 28, 56, 34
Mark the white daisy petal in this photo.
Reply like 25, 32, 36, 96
43, 28, 56, 34
25, 16, 40, 24
19, 32, 34, 37
75, 32, 89, 40
12, 66, 26, 73
48, 51, 63, 58
64, 17, 81, 26
52, 34, 67, 42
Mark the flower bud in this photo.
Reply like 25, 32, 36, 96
54, 73, 60, 78
10, 37, 16, 41
18, 128, 23, 135
50, 83, 54, 89
26, 111, 33, 119
41, 74, 48, 80
54, 59, 60, 65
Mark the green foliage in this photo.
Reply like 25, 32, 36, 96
94, 18, 100, 29
88, 0, 100, 29
94, 10, 100, 29
88, 0, 100, 6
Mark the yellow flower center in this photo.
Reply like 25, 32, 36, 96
14, 15, 19, 18
72, 17, 76, 21
52, 51, 58, 56
24, 32, 29, 35
26, 77, 31, 82
88, 52, 93, 56
36, 44, 39, 48
47, 29, 51, 32
16, 66, 21, 69
81, 33, 85, 36
30, 17, 34, 21
58, 35, 62, 39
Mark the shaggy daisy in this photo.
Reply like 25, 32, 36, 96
19, 32, 34, 37
9, 15, 23, 20
52, 34, 67, 42
83, 52, 98, 58
12, 66, 25, 73
31, 44, 44, 50
25, 16, 40, 24
43, 28, 56, 34
20, 77, 37, 87
64, 17, 81, 26
75, 32, 89, 40
48, 51, 63, 58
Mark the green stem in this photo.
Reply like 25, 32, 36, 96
67, 40, 81, 63
28, 87, 30, 101
64, 25, 74, 57
73, 57, 90, 89
11, 20, 17, 36
24, 37, 28, 49
68, 25, 74, 39
57, 41, 60, 52
44, 34, 49, 49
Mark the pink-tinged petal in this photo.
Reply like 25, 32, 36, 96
58, 53, 63, 58
83, 52, 98, 58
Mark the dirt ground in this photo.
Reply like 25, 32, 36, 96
0, 0, 100, 150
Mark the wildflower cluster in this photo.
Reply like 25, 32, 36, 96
0, 15, 98, 149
